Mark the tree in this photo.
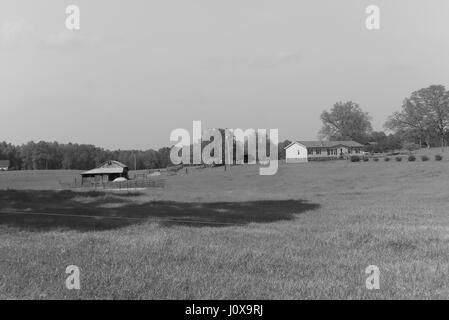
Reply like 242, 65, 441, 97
385, 85, 449, 149
278, 140, 291, 160
319, 101, 372, 142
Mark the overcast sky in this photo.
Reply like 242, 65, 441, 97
1, 0, 448, 150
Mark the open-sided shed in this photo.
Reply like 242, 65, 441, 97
81, 160, 129, 184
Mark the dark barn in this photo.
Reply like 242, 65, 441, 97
81, 160, 129, 184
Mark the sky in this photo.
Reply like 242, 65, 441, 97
1, 0, 448, 150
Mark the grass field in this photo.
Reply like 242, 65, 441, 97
1, 151, 449, 299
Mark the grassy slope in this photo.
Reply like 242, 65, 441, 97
1, 158, 449, 299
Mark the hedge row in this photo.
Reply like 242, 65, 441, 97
350, 155, 443, 162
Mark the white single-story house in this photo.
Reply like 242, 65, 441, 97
0, 160, 10, 171
284, 140, 364, 163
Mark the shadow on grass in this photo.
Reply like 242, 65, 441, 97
0, 190, 320, 231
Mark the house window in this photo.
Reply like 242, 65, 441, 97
297, 150, 300, 155
316, 148, 321, 155
308, 148, 312, 155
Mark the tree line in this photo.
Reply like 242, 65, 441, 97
0, 141, 172, 171
319, 85, 449, 152
0, 139, 292, 171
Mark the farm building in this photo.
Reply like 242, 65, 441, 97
0, 160, 10, 171
285, 141, 364, 163
81, 160, 129, 184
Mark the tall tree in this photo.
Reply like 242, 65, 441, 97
319, 101, 372, 142
385, 85, 449, 148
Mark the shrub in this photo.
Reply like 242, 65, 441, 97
363, 157, 369, 162
408, 155, 416, 162
350, 155, 361, 162
421, 155, 429, 161
384, 157, 390, 162
435, 154, 443, 161
373, 157, 379, 162
395, 156, 402, 162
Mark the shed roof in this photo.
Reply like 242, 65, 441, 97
81, 160, 128, 176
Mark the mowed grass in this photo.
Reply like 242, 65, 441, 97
1, 158, 449, 299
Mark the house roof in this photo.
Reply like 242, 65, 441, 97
285, 140, 364, 149
81, 160, 128, 176
0, 160, 10, 167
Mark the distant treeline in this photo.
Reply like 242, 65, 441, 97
0, 135, 404, 171
0, 130, 424, 171
0, 139, 294, 171
0, 141, 172, 170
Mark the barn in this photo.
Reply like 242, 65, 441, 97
81, 160, 129, 184
0, 160, 10, 171
285, 141, 364, 163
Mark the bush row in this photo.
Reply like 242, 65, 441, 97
351, 155, 443, 162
